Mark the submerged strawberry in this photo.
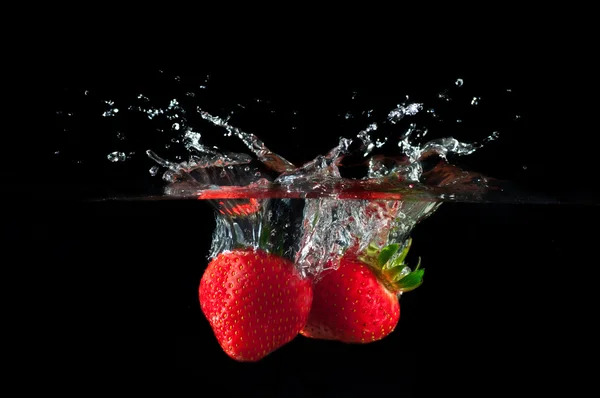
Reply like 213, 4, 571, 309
300, 238, 423, 343
199, 248, 313, 361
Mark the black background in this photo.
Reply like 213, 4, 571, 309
5, 48, 599, 396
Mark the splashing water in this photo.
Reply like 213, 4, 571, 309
56, 74, 525, 279
140, 96, 500, 278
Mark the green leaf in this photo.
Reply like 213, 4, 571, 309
390, 237, 412, 268
396, 268, 425, 292
386, 265, 410, 281
259, 222, 271, 249
378, 243, 400, 268
413, 256, 422, 271
366, 242, 380, 257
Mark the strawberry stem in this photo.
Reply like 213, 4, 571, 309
360, 237, 424, 294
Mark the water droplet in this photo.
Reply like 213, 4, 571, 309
456, 119, 462, 123
174, 76, 181, 82
116, 131, 126, 140
351, 92, 357, 99
455, 78, 464, 87
84, 90, 89, 95
172, 123, 180, 130
438, 90, 451, 101
522, 165, 528, 170
344, 112, 353, 120
186, 92, 196, 97
506, 88, 512, 92
162, 170, 176, 182
471, 97, 480, 106
244, 166, 250, 172
54, 151, 60, 155
514, 114, 521, 120
149, 166, 159, 176
107, 151, 126, 162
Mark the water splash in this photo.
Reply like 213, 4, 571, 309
54, 73, 529, 279
198, 110, 295, 173
146, 101, 499, 278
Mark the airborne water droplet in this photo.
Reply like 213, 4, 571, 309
107, 151, 126, 162
455, 78, 464, 87
149, 165, 160, 176
438, 90, 451, 101
471, 97, 480, 106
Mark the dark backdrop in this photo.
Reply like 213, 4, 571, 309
4, 61, 598, 396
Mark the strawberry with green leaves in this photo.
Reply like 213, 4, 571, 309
199, 247, 313, 362
300, 238, 423, 343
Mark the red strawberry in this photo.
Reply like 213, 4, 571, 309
300, 238, 423, 343
199, 248, 313, 361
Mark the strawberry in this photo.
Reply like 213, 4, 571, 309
300, 238, 423, 343
199, 248, 313, 362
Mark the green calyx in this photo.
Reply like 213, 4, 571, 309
359, 237, 424, 294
